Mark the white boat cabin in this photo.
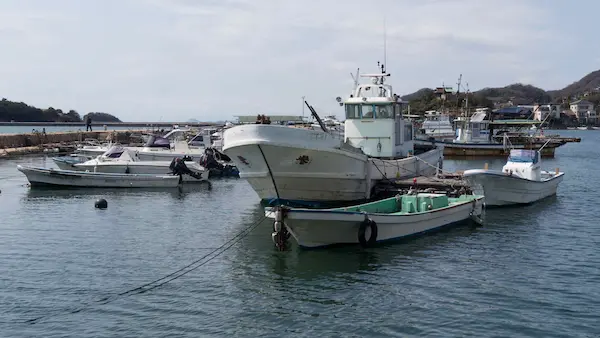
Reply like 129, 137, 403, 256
502, 149, 541, 180
343, 65, 414, 158
454, 109, 490, 143
421, 110, 454, 137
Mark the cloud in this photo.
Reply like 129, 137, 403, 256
0, 0, 596, 121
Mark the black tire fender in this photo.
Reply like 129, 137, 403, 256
358, 218, 378, 248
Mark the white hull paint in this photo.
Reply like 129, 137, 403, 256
223, 124, 443, 202
265, 197, 484, 248
135, 148, 204, 161
76, 146, 206, 161
17, 165, 181, 188
462, 169, 564, 206
54, 160, 207, 182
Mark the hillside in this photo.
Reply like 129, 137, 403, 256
0, 98, 121, 123
402, 70, 600, 113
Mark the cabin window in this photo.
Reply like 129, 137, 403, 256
362, 104, 375, 118
395, 120, 402, 145
376, 105, 393, 119
345, 104, 361, 119
471, 123, 480, 137
404, 124, 413, 141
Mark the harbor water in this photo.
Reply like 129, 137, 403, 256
1, 130, 599, 337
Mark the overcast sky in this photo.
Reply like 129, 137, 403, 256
1, 0, 598, 122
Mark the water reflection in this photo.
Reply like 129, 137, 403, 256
23, 184, 213, 201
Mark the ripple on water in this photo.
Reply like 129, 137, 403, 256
1, 135, 600, 337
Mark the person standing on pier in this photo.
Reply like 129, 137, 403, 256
85, 114, 92, 131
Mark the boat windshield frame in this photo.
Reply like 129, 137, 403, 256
508, 149, 539, 163
103, 146, 125, 158
144, 135, 171, 149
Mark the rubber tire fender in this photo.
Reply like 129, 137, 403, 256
358, 218, 378, 248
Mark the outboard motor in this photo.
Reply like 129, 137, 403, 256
169, 157, 203, 180
199, 148, 224, 171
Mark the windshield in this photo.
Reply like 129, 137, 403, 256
508, 149, 538, 163
103, 146, 125, 158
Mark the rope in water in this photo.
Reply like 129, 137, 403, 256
20, 212, 270, 325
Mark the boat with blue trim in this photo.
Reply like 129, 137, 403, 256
462, 149, 564, 206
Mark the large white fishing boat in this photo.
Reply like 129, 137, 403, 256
222, 63, 444, 203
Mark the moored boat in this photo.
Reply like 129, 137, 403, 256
53, 145, 207, 182
462, 149, 564, 206
223, 62, 444, 204
17, 165, 182, 188
425, 108, 580, 158
265, 192, 484, 249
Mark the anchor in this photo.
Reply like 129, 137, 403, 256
271, 206, 291, 251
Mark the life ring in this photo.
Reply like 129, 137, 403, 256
358, 218, 378, 248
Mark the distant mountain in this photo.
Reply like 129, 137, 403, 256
0, 98, 121, 123
83, 112, 121, 123
547, 69, 600, 104
401, 69, 600, 113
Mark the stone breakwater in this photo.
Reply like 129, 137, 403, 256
0, 130, 143, 157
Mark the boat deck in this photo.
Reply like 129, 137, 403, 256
372, 174, 472, 199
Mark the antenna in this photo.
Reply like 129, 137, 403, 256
350, 68, 360, 88
383, 16, 387, 74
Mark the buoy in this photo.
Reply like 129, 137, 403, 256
95, 198, 108, 209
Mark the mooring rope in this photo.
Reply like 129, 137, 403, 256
18, 212, 271, 325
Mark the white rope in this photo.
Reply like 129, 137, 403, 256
413, 155, 457, 176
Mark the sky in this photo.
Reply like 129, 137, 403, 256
1, 0, 599, 122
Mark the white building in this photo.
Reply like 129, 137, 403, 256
531, 104, 561, 121
570, 100, 597, 123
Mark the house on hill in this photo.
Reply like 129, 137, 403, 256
529, 104, 561, 121
569, 99, 597, 124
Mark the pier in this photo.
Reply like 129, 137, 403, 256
0, 130, 143, 157
0, 121, 220, 127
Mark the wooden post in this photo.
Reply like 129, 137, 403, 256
555, 168, 559, 175
484, 163, 489, 170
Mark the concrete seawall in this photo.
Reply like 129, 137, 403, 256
0, 130, 142, 157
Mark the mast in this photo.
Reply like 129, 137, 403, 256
383, 16, 387, 72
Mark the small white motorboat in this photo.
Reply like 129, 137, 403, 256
265, 192, 484, 249
17, 165, 182, 188
462, 149, 564, 206
53, 145, 207, 182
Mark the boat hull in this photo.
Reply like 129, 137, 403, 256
135, 149, 204, 161
416, 138, 562, 158
53, 159, 207, 182
225, 143, 371, 202
462, 169, 564, 206
266, 196, 484, 248
17, 165, 182, 188
75, 146, 206, 162
223, 124, 444, 202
